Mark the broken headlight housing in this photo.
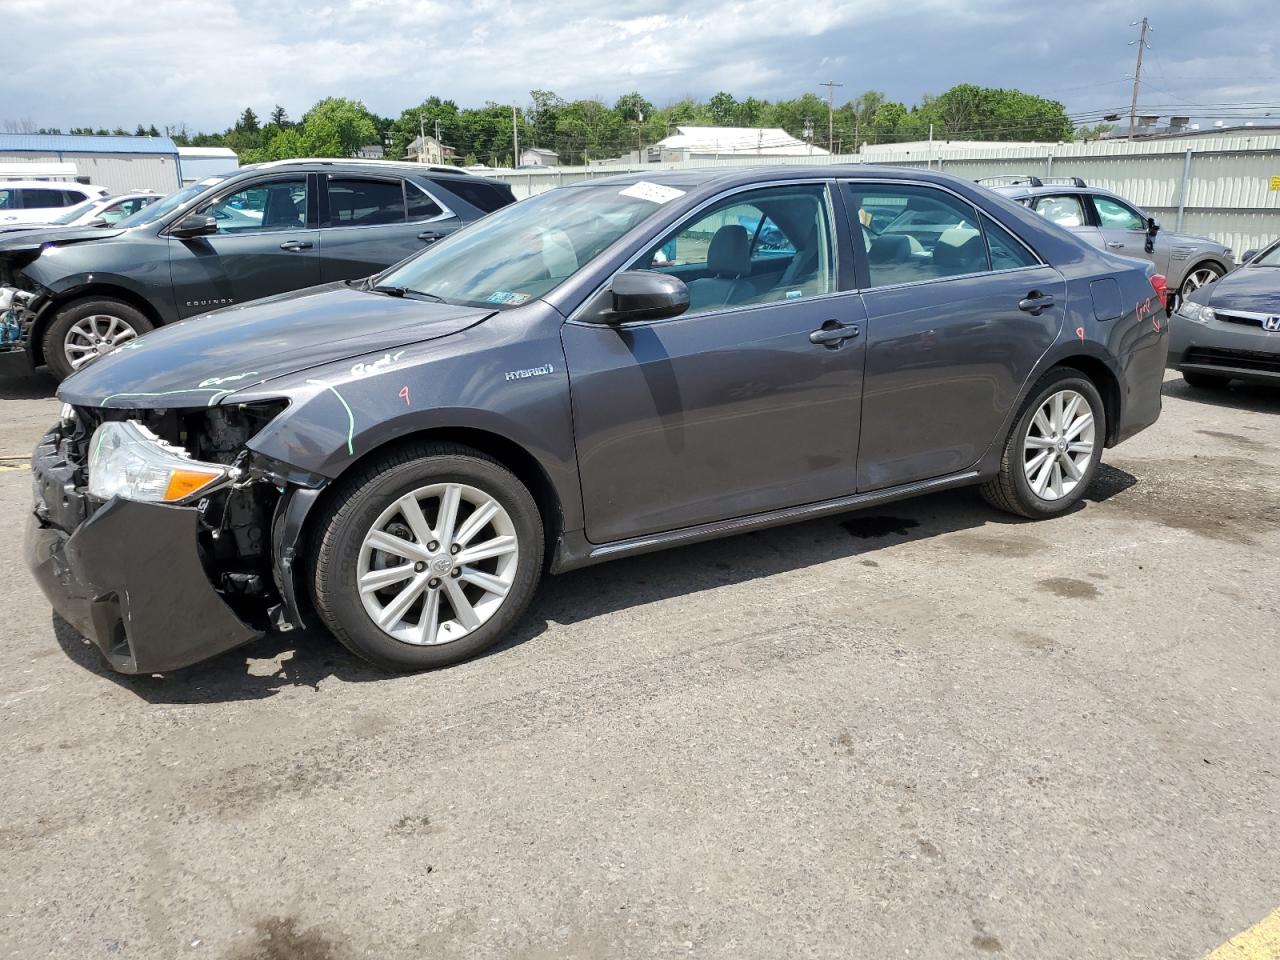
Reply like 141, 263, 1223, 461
88, 420, 238, 504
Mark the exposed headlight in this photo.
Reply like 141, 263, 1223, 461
1177, 301, 1215, 325
88, 420, 236, 504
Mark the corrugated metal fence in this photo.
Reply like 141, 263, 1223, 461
487, 135, 1280, 256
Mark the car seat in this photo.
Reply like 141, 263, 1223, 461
686, 225, 754, 311
932, 234, 987, 275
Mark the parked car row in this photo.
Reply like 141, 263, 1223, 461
0, 159, 516, 378
22, 163, 1173, 676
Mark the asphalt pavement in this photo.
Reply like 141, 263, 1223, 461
1, 369, 1277, 959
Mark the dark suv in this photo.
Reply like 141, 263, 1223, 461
27, 165, 1168, 676
0, 160, 515, 379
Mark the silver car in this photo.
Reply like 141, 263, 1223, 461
981, 177, 1234, 306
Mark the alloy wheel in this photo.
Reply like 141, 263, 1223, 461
1022, 389, 1096, 502
1180, 265, 1222, 300
64, 314, 139, 370
356, 482, 519, 646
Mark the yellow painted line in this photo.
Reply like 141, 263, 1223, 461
1206, 906, 1280, 959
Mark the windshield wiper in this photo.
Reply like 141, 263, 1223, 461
401, 289, 446, 302
371, 284, 407, 297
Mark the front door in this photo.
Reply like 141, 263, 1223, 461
563, 182, 866, 544
849, 181, 1065, 491
1030, 193, 1105, 251
1090, 194, 1170, 274
168, 174, 320, 318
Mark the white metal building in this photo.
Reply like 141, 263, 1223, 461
650, 126, 830, 162
177, 146, 240, 184
0, 134, 182, 194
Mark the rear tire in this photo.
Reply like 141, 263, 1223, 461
310, 443, 543, 672
43, 298, 153, 381
980, 369, 1107, 519
1181, 371, 1231, 389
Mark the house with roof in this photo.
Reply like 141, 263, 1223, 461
519, 147, 559, 168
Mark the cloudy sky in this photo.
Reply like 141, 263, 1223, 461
6, 0, 1279, 133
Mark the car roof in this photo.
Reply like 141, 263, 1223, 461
987, 183, 1124, 201
241, 158, 491, 182
565, 164, 992, 192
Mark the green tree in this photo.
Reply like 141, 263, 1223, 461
613, 91, 652, 122
269, 105, 291, 129
235, 107, 260, 133
707, 91, 738, 125
299, 97, 379, 157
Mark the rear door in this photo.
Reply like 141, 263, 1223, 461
847, 181, 1065, 491
318, 175, 460, 281
168, 173, 320, 318
1030, 193, 1104, 251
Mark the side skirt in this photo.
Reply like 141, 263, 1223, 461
550, 469, 982, 574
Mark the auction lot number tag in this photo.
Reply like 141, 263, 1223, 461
620, 182, 687, 204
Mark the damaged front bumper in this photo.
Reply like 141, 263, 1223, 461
0, 285, 38, 373
25, 429, 263, 673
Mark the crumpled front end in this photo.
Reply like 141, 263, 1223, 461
24, 403, 308, 674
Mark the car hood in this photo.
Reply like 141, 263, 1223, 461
0, 225, 124, 256
1204, 266, 1280, 312
59, 282, 495, 409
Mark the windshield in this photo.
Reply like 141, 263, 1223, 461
115, 178, 225, 229
51, 198, 100, 225
1252, 242, 1280, 267
377, 184, 670, 307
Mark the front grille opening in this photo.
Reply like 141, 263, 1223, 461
1185, 347, 1280, 374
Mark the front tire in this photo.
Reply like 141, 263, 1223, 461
311, 443, 543, 671
980, 370, 1106, 519
43, 298, 153, 381
1178, 263, 1224, 304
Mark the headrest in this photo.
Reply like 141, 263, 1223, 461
868, 234, 911, 264
707, 224, 751, 277
933, 234, 986, 274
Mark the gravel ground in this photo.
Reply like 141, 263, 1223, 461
0, 369, 1277, 960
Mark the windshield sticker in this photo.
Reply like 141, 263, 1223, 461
620, 181, 687, 205
197, 177, 227, 186
350, 351, 405, 379
485, 290, 531, 306
785, 290, 803, 299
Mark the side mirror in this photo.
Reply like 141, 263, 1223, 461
1241, 249, 1259, 264
589, 270, 689, 325
170, 212, 218, 239
87, 217, 108, 228
1146, 217, 1160, 236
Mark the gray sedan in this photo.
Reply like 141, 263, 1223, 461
983, 177, 1234, 306
1169, 240, 1280, 388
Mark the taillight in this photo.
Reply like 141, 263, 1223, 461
1150, 274, 1168, 299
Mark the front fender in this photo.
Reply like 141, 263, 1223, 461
233, 306, 585, 533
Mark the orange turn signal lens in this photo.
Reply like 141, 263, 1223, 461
163, 468, 223, 502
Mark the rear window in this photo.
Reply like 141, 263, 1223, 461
432, 178, 513, 213
328, 177, 406, 226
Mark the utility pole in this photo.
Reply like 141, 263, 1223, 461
1127, 16, 1151, 140
512, 105, 519, 168
418, 111, 426, 163
819, 80, 843, 152
803, 117, 814, 156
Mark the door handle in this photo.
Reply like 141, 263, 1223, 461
1106, 241, 1125, 249
279, 240, 312, 251
417, 231, 445, 243
1018, 292, 1055, 315
809, 321, 860, 346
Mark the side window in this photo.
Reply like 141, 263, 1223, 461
1033, 194, 1087, 227
982, 214, 1038, 270
431, 178, 507, 213
0, 189, 13, 210
641, 184, 836, 316
328, 178, 406, 226
406, 183, 444, 220
21, 188, 67, 209
63, 190, 89, 205
1093, 196, 1145, 231
99, 199, 135, 224
207, 177, 307, 233
848, 183, 989, 286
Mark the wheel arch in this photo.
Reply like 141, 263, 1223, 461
295, 425, 565, 575
32, 283, 165, 368
1050, 354, 1122, 447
